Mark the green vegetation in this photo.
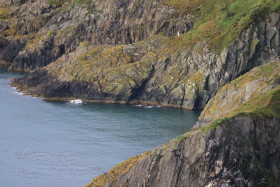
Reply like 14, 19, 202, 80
73, 0, 91, 6
177, 85, 280, 140
162, 0, 280, 52
201, 61, 280, 121
47, 0, 91, 8
47, 0, 70, 6
234, 87, 280, 119
258, 61, 279, 75
4, 14, 49, 37
177, 130, 196, 140
71, 0, 92, 9
134, 0, 141, 8
200, 118, 229, 133
42, 0, 280, 54
0, 7, 9, 19
86, 151, 151, 187
203, 85, 279, 132
25, 30, 55, 49
178, 62, 280, 140
46, 41, 159, 97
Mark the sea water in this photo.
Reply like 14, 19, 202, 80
0, 67, 201, 187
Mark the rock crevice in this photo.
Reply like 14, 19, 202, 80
87, 62, 280, 187
12, 13, 280, 109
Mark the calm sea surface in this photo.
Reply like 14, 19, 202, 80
0, 67, 201, 187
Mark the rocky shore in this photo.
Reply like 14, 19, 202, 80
11, 12, 280, 109
1, 0, 280, 186
87, 62, 280, 187
0, 0, 277, 109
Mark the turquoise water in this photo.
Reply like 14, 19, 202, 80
0, 67, 201, 187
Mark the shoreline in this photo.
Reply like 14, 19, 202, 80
0, 60, 11, 67
10, 82, 203, 111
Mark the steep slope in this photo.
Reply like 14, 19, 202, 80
86, 61, 280, 187
194, 61, 280, 128
12, 12, 280, 109
0, 0, 192, 71
2, 1, 279, 186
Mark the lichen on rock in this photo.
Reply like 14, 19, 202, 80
2, 0, 280, 186
87, 62, 280, 187
198, 61, 280, 124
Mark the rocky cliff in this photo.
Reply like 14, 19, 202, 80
2, 0, 279, 108
86, 62, 280, 187
194, 61, 280, 128
0, 0, 192, 71
2, 0, 280, 186
12, 11, 280, 109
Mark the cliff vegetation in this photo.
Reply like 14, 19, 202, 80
1, 0, 280, 186
163, 0, 280, 52
87, 62, 280, 187
5, 0, 279, 109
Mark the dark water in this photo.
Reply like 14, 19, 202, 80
0, 67, 201, 187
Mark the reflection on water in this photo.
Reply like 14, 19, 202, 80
0, 67, 201, 187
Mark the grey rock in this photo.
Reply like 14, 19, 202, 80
89, 117, 280, 187
2, 0, 193, 71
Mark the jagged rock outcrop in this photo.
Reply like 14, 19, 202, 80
0, 0, 193, 71
2, 0, 280, 186
194, 61, 280, 128
12, 12, 280, 109
86, 62, 280, 187
0, 36, 24, 65
89, 117, 280, 187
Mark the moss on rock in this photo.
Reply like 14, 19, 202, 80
162, 0, 280, 53
86, 151, 151, 187
200, 61, 280, 122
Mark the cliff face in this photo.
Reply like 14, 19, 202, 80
90, 117, 280, 187
2, 1, 280, 186
87, 62, 280, 187
0, 0, 192, 71
194, 61, 280, 128
12, 12, 280, 109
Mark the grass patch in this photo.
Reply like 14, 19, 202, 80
200, 61, 280, 121
176, 118, 229, 140
177, 130, 199, 140
134, 0, 141, 8
177, 82, 280, 140
200, 118, 229, 133
47, 0, 92, 8
258, 62, 279, 75
71, 0, 92, 9
234, 87, 280, 119
205, 86, 280, 131
162, 0, 280, 53
88, 151, 151, 187
47, 0, 71, 6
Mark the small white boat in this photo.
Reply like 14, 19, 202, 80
69, 99, 83, 104
144, 105, 153, 109
13, 90, 24, 96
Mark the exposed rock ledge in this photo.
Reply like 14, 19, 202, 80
88, 117, 280, 187
0, 0, 192, 71
11, 13, 280, 109
86, 62, 280, 187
